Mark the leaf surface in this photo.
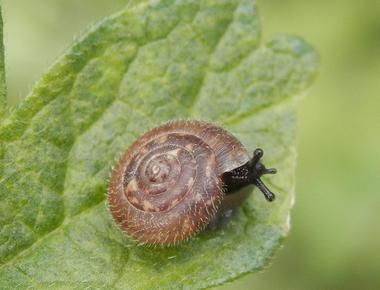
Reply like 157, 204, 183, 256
0, 0, 317, 289
0, 7, 6, 118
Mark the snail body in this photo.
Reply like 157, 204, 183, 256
108, 120, 276, 245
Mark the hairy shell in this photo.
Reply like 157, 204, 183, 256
108, 120, 249, 245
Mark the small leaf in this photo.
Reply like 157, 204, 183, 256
0, 7, 6, 118
0, 0, 318, 289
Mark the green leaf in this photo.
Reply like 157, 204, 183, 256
0, 0, 318, 289
0, 7, 6, 118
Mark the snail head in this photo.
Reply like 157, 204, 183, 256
247, 148, 277, 202
222, 148, 278, 202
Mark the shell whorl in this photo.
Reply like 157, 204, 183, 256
108, 120, 249, 245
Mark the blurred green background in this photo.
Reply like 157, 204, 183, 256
2, 0, 380, 289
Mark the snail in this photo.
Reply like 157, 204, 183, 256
108, 120, 277, 245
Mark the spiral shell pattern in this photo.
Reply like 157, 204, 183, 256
108, 120, 249, 245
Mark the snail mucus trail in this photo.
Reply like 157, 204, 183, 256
108, 120, 277, 245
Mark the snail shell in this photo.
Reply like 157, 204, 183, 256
108, 120, 250, 245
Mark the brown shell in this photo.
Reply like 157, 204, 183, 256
108, 120, 249, 245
